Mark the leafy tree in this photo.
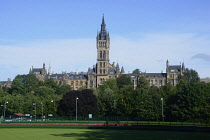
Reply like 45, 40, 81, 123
180, 68, 200, 85
22, 74, 39, 92
116, 75, 132, 89
56, 84, 72, 95
11, 75, 26, 95
43, 78, 58, 90
132, 69, 141, 74
137, 76, 149, 89
57, 89, 99, 117
117, 85, 135, 116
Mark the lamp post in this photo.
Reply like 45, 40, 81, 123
1, 105, 3, 119
76, 97, 79, 121
33, 103, 36, 121
51, 100, 56, 115
161, 98, 164, 122
4, 101, 8, 119
41, 102, 43, 121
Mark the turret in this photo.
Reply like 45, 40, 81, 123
166, 60, 169, 72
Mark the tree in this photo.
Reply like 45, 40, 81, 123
180, 68, 200, 85
23, 74, 39, 92
11, 75, 26, 95
116, 75, 132, 89
132, 69, 141, 74
11, 74, 39, 95
137, 76, 149, 89
57, 89, 99, 117
56, 84, 72, 95
43, 78, 58, 90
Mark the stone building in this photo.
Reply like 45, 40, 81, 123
29, 16, 185, 90
0, 78, 12, 88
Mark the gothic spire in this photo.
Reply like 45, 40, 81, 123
121, 66, 125, 74
98, 15, 108, 40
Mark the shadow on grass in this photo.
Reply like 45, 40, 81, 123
50, 128, 210, 140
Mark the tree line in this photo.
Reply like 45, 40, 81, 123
0, 68, 210, 123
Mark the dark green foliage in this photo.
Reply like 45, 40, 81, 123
116, 75, 132, 88
55, 84, 72, 95
1, 68, 210, 123
137, 76, 149, 89
57, 89, 99, 117
132, 69, 141, 74
43, 78, 58, 90
11, 74, 39, 95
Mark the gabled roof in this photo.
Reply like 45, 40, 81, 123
168, 65, 181, 72
144, 73, 167, 78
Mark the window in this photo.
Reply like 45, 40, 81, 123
103, 69, 105, 74
100, 51, 102, 58
103, 51, 106, 59
76, 81, 78, 85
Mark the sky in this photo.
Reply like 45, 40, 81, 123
0, 0, 210, 81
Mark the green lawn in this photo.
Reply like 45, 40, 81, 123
0, 128, 210, 140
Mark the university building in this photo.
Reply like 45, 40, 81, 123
29, 16, 186, 90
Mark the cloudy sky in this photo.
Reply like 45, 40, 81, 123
0, 0, 210, 81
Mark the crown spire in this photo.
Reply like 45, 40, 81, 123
97, 15, 108, 40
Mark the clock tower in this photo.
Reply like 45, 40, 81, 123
96, 16, 110, 87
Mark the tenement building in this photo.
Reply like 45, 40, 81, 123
29, 16, 185, 90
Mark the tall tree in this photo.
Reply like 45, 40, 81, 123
57, 89, 99, 117
132, 69, 141, 74
116, 75, 132, 89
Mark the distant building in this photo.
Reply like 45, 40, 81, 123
0, 78, 12, 88
29, 16, 185, 90
200, 78, 210, 83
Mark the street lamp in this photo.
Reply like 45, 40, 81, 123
4, 101, 8, 119
51, 100, 56, 114
33, 103, 36, 121
1, 105, 3, 119
41, 102, 43, 121
161, 98, 164, 122
76, 97, 79, 121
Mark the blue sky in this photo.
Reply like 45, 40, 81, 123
0, 0, 210, 81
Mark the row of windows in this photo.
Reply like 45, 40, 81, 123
100, 78, 105, 84
99, 51, 107, 59
98, 42, 107, 46
69, 81, 85, 85
100, 62, 106, 67
99, 69, 106, 74
149, 79, 166, 84
170, 74, 178, 78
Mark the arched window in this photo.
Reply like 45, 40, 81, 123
100, 69, 102, 74
103, 51, 106, 59
103, 69, 105, 74
100, 51, 102, 59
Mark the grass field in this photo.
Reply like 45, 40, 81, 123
0, 128, 210, 140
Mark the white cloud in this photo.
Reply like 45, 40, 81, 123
0, 33, 210, 81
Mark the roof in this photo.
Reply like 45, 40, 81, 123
31, 68, 43, 74
168, 65, 181, 72
144, 73, 167, 78
13, 113, 25, 117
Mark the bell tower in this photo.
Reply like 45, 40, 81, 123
96, 15, 110, 86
